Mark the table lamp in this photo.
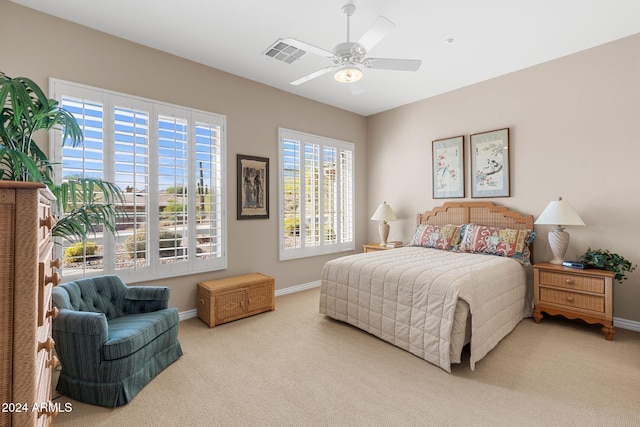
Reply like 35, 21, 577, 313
534, 196, 585, 264
370, 201, 397, 246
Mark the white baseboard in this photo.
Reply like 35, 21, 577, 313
178, 280, 321, 321
614, 317, 640, 333
179, 309, 198, 321
275, 280, 321, 296
180, 282, 640, 333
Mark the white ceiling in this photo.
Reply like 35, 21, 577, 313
11, 0, 640, 116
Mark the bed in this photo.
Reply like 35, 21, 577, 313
319, 201, 536, 372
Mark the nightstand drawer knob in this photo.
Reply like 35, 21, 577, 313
565, 278, 574, 285
566, 296, 575, 303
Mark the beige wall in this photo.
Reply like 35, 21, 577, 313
0, 1, 368, 312
367, 33, 640, 322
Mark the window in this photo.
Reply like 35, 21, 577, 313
278, 128, 354, 260
50, 80, 226, 283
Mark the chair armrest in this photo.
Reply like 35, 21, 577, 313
123, 286, 170, 313
52, 310, 108, 381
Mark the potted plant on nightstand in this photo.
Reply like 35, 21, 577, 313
1, 71, 124, 242
577, 248, 637, 283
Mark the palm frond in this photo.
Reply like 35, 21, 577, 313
52, 203, 122, 242
50, 178, 127, 242
0, 145, 50, 181
50, 178, 126, 211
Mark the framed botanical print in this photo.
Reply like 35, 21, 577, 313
470, 128, 510, 198
237, 154, 269, 219
432, 135, 465, 198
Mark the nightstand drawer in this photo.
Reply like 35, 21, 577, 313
539, 287, 605, 313
538, 270, 605, 294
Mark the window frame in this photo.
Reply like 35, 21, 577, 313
278, 128, 355, 260
49, 79, 227, 283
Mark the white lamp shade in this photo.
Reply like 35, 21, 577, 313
534, 197, 585, 226
370, 202, 397, 222
534, 197, 584, 265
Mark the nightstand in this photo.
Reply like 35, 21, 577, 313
532, 262, 615, 340
363, 243, 399, 252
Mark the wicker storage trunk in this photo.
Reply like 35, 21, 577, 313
197, 273, 275, 328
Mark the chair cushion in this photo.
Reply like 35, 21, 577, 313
103, 308, 179, 361
55, 276, 129, 320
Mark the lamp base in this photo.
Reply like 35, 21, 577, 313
378, 221, 390, 246
548, 227, 569, 265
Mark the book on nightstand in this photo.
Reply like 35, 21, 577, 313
386, 241, 404, 248
561, 261, 593, 269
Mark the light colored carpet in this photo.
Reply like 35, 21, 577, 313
53, 288, 640, 426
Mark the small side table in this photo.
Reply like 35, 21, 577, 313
363, 243, 400, 253
532, 262, 615, 340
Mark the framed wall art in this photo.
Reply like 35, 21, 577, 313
237, 154, 269, 219
470, 128, 510, 198
432, 135, 465, 199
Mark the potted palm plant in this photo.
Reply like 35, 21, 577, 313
0, 71, 124, 242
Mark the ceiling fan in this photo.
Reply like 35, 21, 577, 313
281, 4, 422, 90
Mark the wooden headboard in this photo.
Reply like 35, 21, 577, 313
417, 201, 535, 261
417, 201, 533, 229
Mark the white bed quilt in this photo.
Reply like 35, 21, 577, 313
319, 247, 531, 372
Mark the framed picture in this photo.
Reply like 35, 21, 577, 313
237, 154, 269, 219
432, 135, 465, 198
470, 128, 510, 198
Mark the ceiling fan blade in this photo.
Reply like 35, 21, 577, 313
281, 38, 334, 59
290, 66, 334, 86
363, 58, 422, 71
357, 16, 395, 52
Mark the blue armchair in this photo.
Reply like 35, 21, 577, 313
51, 275, 183, 407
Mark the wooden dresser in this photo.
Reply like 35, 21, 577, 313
197, 273, 275, 328
533, 262, 615, 340
0, 182, 60, 427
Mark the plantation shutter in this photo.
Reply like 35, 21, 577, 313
278, 128, 354, 260
51, 79, 227, 283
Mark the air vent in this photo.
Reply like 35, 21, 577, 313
264, 39, 306, 64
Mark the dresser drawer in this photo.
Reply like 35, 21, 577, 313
538, 270, 605, 294
37, 192, 54, 246
539, 287, 605, 314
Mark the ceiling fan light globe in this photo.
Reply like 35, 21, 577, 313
334, 66, 363, 83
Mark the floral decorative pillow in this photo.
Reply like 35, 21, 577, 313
459, 223, 536, 264
409, 224, 462, 250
